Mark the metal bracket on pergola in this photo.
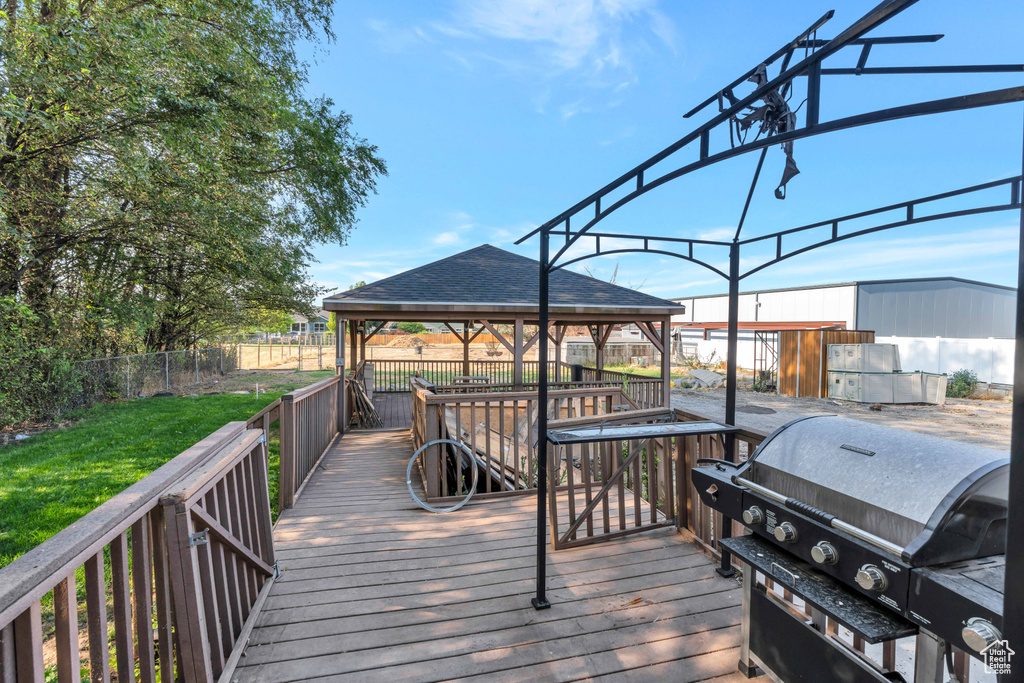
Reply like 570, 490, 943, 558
517, 0, 1024, 621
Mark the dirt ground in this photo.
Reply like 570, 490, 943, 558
671, 386, 1012, 450
234, 343, 541, 370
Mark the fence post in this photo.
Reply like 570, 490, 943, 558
219, 347, 223, 375
126, 354, 131, 398
279, 395, 297, 511
194, 349, 199, 383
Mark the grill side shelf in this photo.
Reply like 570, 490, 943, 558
721, 535, 918, 644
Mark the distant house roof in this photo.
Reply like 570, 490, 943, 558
322, 244, 682, 321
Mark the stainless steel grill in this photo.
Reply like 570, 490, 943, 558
691, 415, 1009, 667
739, 415, 1009, 565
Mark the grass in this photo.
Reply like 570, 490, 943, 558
0, 369, 333, 569
601, 364, 688, 382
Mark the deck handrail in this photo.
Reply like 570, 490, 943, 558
0, 370, 349, 682
0, 421, 269, 683
0, 421, 246, 626
278, 374, 344, 511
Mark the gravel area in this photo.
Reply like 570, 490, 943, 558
671, 387, 1012, 450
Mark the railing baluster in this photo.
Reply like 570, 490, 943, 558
53, 574, 80, 683
110, 531, 134, 683
1, 623, 16, 683
131, 518, 157, 683
84, 552, 111, 683
150, 510, 175, 683
12, 602, 43, 682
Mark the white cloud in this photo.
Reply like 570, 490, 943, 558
366, 18, 433, 53
697, 227, 736, 242
560, 99, 589, 120
434, 0, 676, 83
433, 230, 464, 246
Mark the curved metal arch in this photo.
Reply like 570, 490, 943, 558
551, 247, 730, 280
542, 86, 1024, 270
741, 201, 1020, 280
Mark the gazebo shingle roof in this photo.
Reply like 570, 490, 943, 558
323, 244, 682, 312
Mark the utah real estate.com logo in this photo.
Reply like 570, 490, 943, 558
983, 639, 1014, 675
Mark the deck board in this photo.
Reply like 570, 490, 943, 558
237, 429, 743, 682
370, 392, 412, 429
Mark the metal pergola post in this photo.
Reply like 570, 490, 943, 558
533, 229, 551, 610
719, 241, 741, 577
1002, 112, 1024, 683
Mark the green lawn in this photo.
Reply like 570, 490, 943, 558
601, 364, 688, 382
0, 370, 333, 568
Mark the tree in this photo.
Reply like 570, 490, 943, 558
0, 1, 386, 353
397, 322, 425, 334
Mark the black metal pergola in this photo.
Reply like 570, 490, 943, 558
516, 0, 1024, 659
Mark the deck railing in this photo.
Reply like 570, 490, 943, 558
579, 366, 665, 408
672, 407, 766, 551
410, 378, 639, 502
546, 409, 680, 550
0, 422, 273, 683
278, 374, 344, 511
0, 368, 350, 682
371, 360, 572, 393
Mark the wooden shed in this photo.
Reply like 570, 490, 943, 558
778, 329, 875, 398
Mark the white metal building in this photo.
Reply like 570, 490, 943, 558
671, 278, 1016, 385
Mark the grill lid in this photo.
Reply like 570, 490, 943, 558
738, 416, 1008, 565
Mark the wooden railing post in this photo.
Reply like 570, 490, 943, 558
424, 401, 440, 498
279, 395, 297, 511
161, 500, 214, 683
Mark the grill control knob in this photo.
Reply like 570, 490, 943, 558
811, 542, 839, 565
742, 507, 765, 525
962, 618, 1001, 654
856, 565, 887, 592
774, 522, 798, 543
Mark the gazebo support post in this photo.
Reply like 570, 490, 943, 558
661, 316, 673, 407
513, 318, 525, 389
335, 317, 346, 434
463, 320, 471, 376
551, 324, 565, 382
359, 322, 367, 366
533, 233, 551, 610
348, 320, 357, 370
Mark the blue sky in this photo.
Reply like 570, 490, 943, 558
301, 0, 1024, 301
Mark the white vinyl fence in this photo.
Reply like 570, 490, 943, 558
876, 336, 1015, 385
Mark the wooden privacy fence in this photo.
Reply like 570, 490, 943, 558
277, 374, 344, 511
579, 366, 664, 408
778, 329, 875, 398
0, 422, 273, 683
410, 378, 639, 502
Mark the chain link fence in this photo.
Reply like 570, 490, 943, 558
75, 347, 239, 408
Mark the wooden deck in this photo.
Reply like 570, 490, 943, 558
236, 429, 746, 682
371, 392, 413, 429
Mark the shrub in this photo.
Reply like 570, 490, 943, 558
0, 299, 83, 427
946, 368, 978, 399
397, 322, 426, 334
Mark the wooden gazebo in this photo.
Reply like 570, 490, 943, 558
322, 244, 683, 401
